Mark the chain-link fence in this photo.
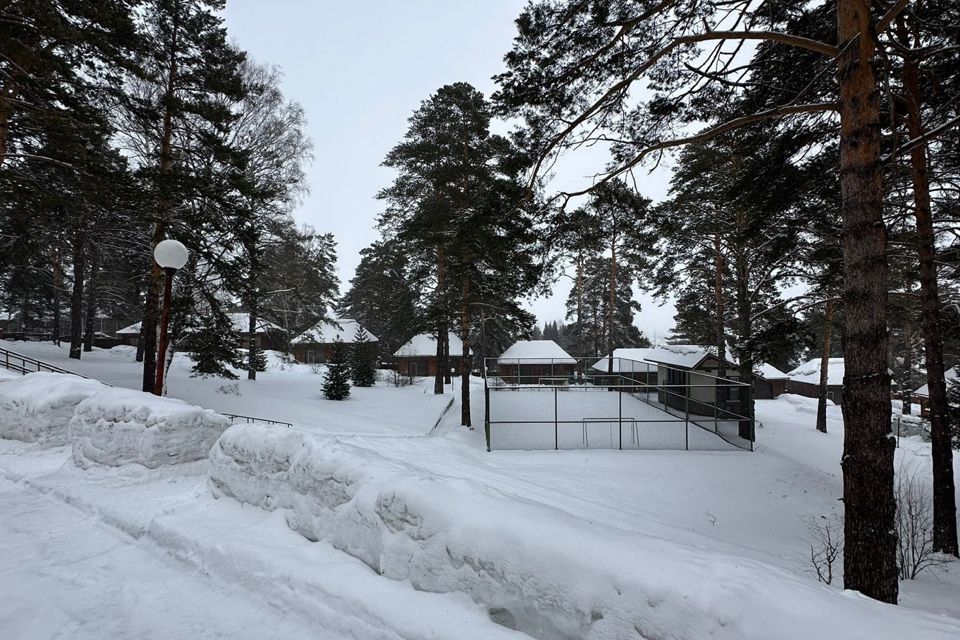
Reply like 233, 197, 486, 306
483, 356, 754, 452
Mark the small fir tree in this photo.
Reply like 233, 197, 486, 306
323, 337, 351, 400
350, 326, 377, 387
190, 310, 243, 379
250, 346, 268, 372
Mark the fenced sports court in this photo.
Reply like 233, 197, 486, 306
483, 355, 754, 452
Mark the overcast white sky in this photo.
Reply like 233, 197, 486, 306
223, 0, 678, 343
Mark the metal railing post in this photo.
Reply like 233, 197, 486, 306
554, 386, 559, 451
484, 383, 491, 452
618, 388, 623, 450
685, 392, 690, 451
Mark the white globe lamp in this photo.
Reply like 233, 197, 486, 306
154, 239, 189, 271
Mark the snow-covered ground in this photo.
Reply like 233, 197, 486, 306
1, 343, 959, 638
0, 340, 452, 435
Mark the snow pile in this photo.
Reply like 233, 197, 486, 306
0, 372, 107, 445
209, 423, 958, 640
71, 387, 231, 469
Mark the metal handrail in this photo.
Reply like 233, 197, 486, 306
0, 345, 292, 428
0, 346, 95, 378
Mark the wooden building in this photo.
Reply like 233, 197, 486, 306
394, 332, 463, 377
786, 358, 845, 405
912, 366, 959, 417
497, 340, 576, 385
291, 318, 378, 364
753, 362, 788, 399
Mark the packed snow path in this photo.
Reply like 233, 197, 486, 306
0, 476, 346, 640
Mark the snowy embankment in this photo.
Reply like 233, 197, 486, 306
0, 371, 230, 468
71, 386, 230, 468
0, 372, 106, 445
209, 423, 960, 640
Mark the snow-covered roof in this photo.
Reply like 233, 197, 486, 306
116, 322, 141, 335
591, 348, 659, 373
116, 313, 282, 337
788, 358, 844, 387
913, 367, 959, 398
225, 313, 283, 334
498, 340, 576, 365
640, 344, 737, 370
393, 332, 463, 358
293, 318, 378, 345
755, 362, 788, 380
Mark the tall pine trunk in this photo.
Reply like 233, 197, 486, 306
84, 248, 98, 352
460, 280, 472, 427
900, 317, 912, 416
434, 245, 446, 395
714, 234, 728, 402
902, 42, 958, 556
837, 0, 897, 603
142, 2, 180, 392
816, 298, 833, 433
734, 250, 752, 440
607, 238, 617, 374
247, 309, 258, 381
68, 228, 85, 360
52, 240, 62, 346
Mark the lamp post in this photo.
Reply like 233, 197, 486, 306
153, 239, 189, 396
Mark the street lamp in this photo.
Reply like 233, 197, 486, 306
153, 239, 189, 396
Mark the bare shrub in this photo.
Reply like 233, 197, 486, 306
802, 514, 843, 585
895, 464, 952, 580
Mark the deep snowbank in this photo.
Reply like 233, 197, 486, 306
209, 424, 959, 640
0, 372, 106, 445
71, 387, 231, 469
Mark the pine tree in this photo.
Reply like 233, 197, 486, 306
189, 307, 242, 379
350, 326, 377, 387
322, 337, 351, 400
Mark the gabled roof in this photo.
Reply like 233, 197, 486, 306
591, 348, 659, 373
393, 332, 463, 358
788, 358, 844, 387
293, 318, 378, 345
116, 322, 141, 335
641, 344, 737, 370
498, 340, 576, 365
913, 367, 959, 399
754, 362, 788, 381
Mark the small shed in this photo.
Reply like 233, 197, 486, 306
116, 322, 142, 347
497, 340, 576, 385
394, 332, 463, 377
642, 344, 742, 414
753, 362, 788, 399
912, 366, 959, 417
786, 358, 845, 405
291, 318, 378, 364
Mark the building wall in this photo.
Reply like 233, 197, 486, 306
499, 363, 576, 385
396, 356, 460, 377
786, 380, 844, 405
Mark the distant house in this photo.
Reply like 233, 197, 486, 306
291, 318, 378, 364
912, 367, 959, 417
114, 313, 284, 351
753, 362, 788, 399
394, 332, 463, 377
497, 340, 576, 384
116, 322, 142, 347
787, 358, 845, 405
